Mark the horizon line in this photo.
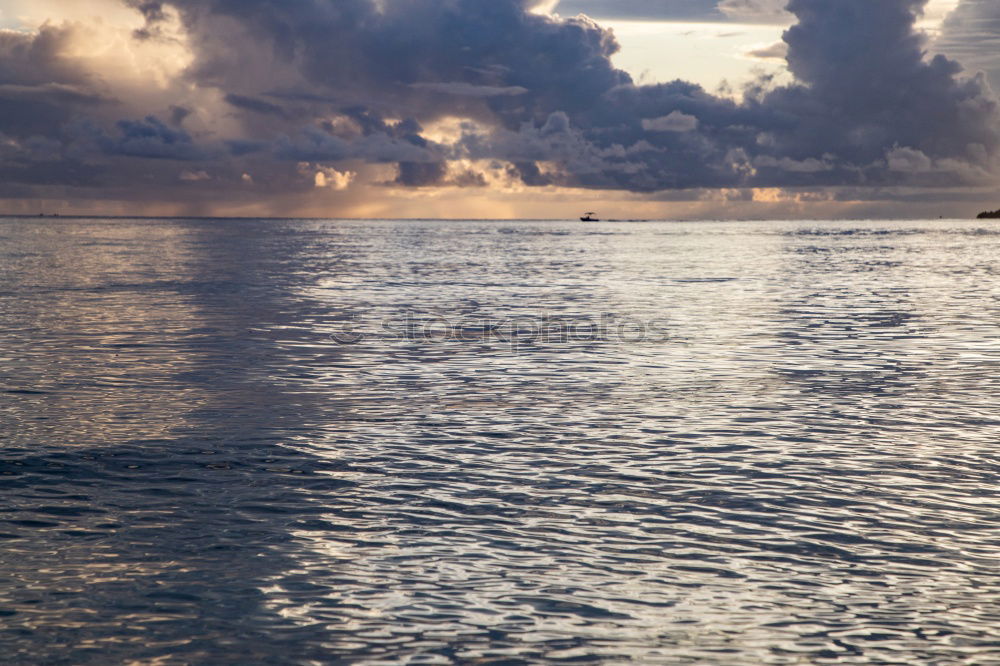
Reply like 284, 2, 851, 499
0, 214, 975, 223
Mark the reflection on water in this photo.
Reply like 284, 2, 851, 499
1, 218, 999, 664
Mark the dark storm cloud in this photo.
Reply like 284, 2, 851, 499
274, 116, 445, 164
143, 0, 1000, 189
144, 0, 628, 126
762, 0, 997, 181
104, 116, 210, 160
451, 0, 998, 192
395, 161, 449, 187
551, 0, 999, 189
1, 0, 998, 203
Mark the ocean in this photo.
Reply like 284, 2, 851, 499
1, 217, 998, 664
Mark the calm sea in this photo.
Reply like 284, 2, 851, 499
1, 217, 999, 664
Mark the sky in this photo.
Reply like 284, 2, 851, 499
1, 0, 999, 219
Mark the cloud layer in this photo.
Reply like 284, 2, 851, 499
1, 0, 998, 215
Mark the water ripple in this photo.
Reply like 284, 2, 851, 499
1, 218, 999, 664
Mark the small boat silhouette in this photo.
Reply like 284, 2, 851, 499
580, 212, 600, 222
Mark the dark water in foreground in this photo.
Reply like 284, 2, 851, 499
1, 217, 999, 664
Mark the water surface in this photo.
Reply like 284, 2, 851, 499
1, 218, 999, 664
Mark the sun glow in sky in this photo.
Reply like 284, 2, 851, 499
605, 21, 790, 92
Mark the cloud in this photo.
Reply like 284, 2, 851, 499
0, 82, 108, 105
122, 0, 1000, 193
275, 124, 444, 164
745, 41, 788, 60
642, 111, 700, 132
224, 94, 287, 117
754, 154, 834, 172
762, 0, 999, 180
127, 0, 169, 39
104, 115, 209, 160
395, 161, 448, 187
0, 25, 111, 135
409, 82, 530, 97
0, 0, 998, 215
179, 169, 210, 181
298, 162, 356, 190
887, 146, 934, 172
